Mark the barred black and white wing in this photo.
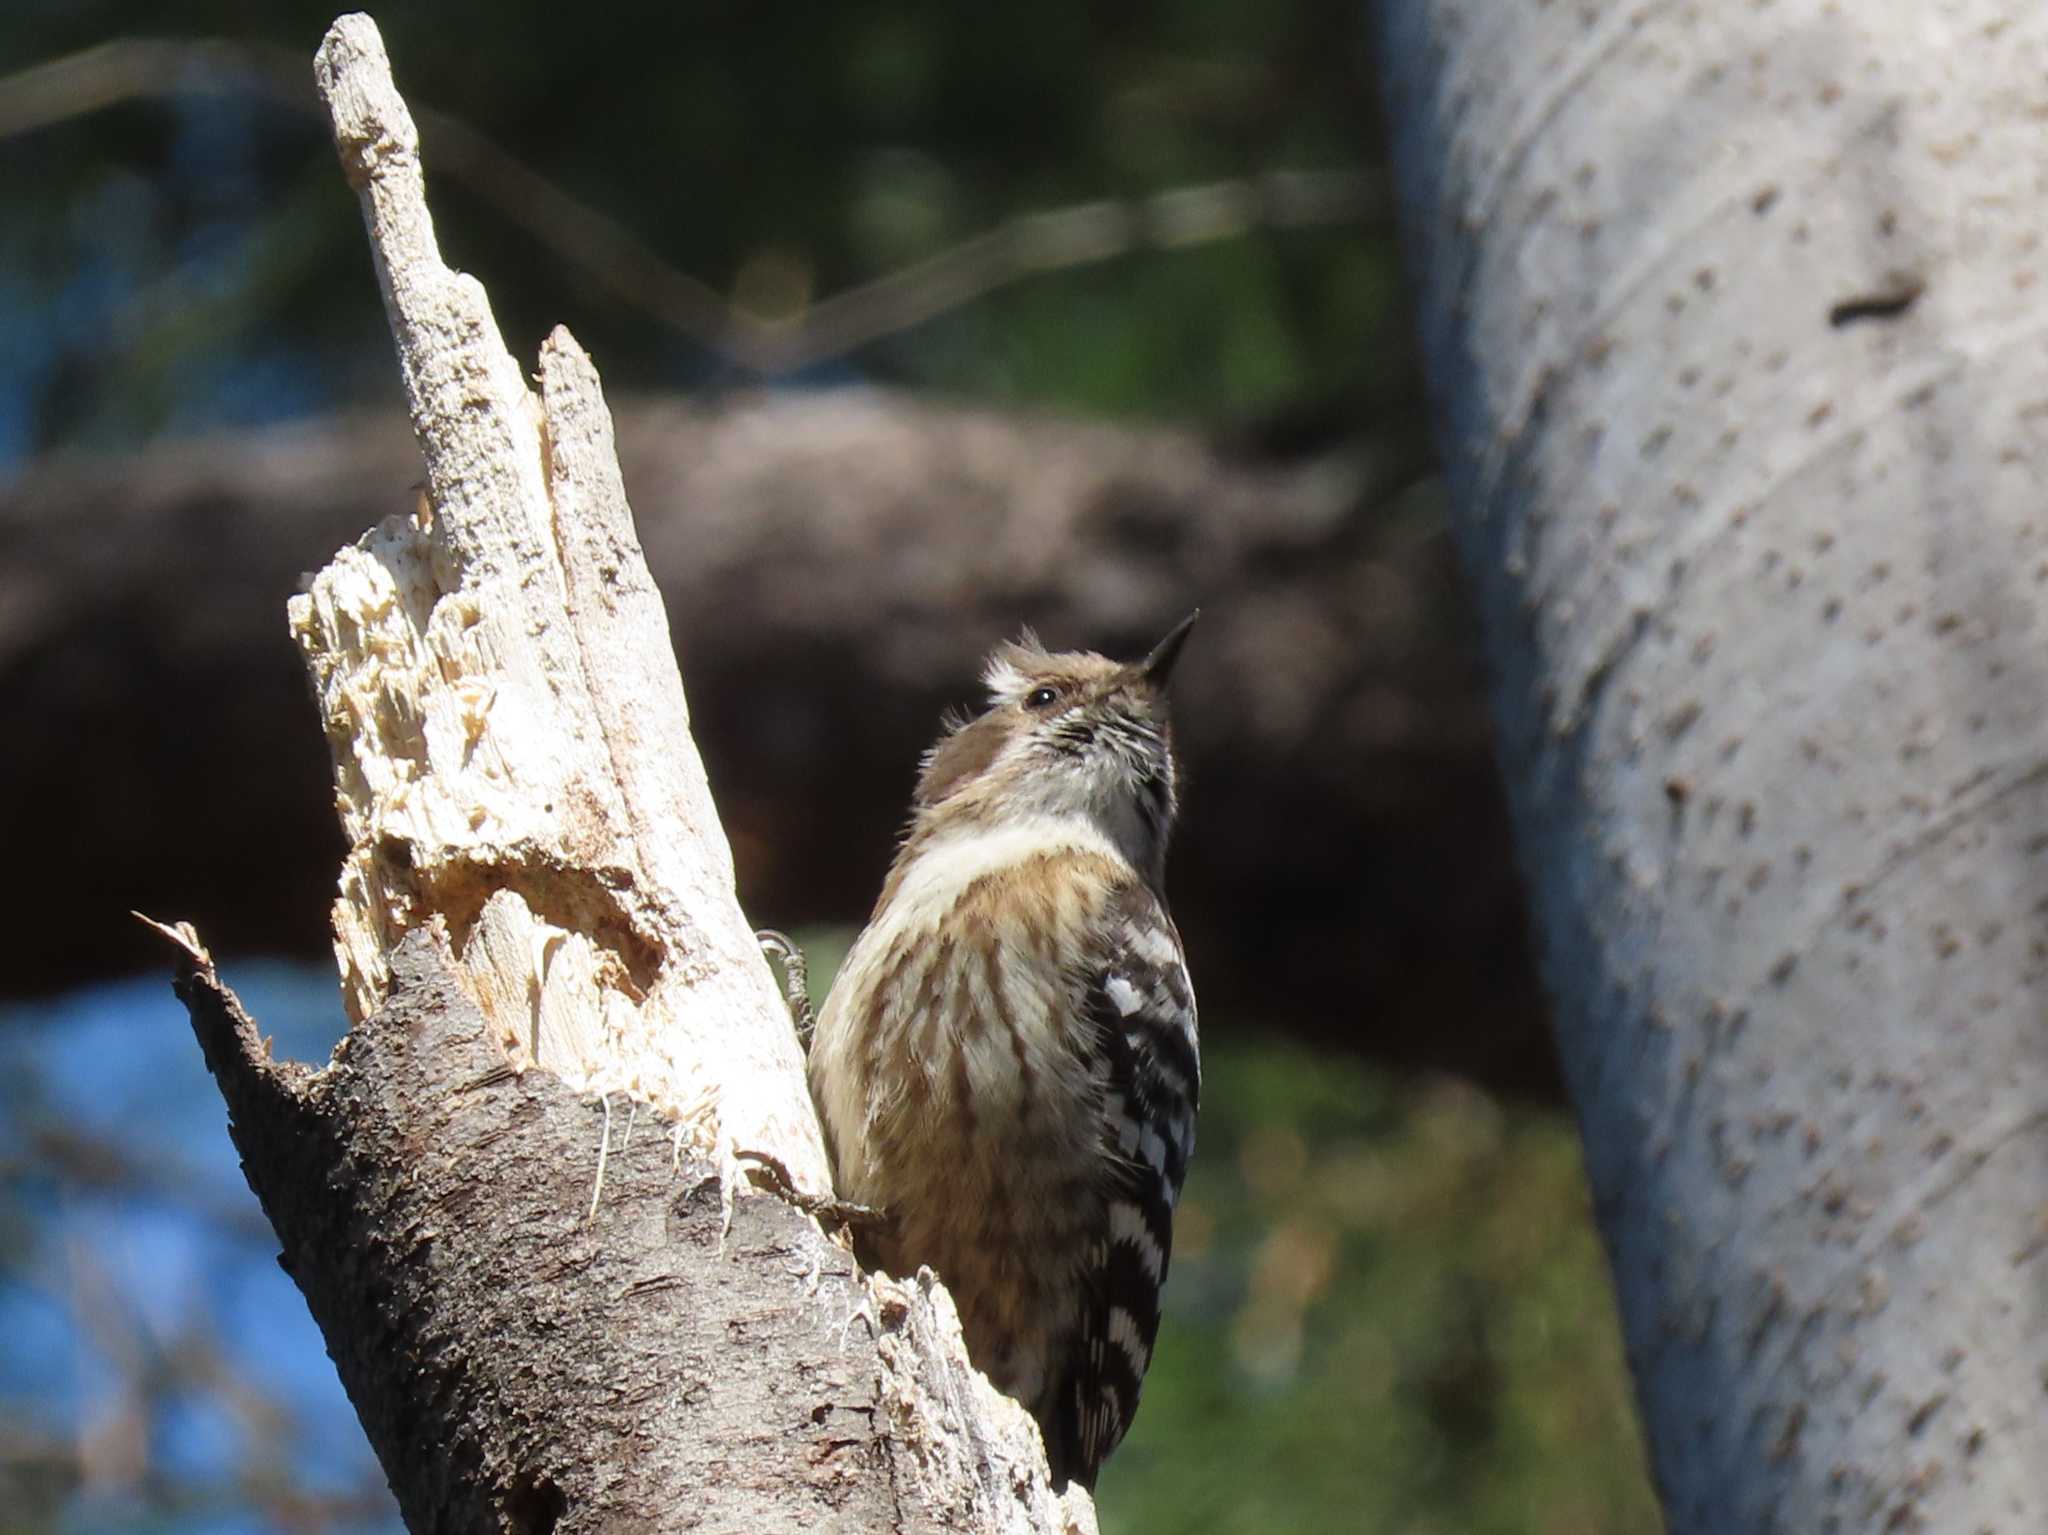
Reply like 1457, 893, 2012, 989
1050, 880, 1200, 1490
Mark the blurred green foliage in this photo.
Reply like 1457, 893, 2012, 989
1107, 1042, 1663, 1535
1, 1, 1412, 453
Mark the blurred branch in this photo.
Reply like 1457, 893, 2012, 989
0, 35, 1386, 375
62, 1232, 148, 1494
723, 168, 1386, 374
0, 1109, 393, 1528
0, 391, 1560, 1097
0, 1408, 390, 1533
14, 1125, 276, 1241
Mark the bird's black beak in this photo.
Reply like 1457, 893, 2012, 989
1140, 609, 1199, 686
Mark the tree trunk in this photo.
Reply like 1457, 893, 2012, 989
160, 15, 1084, 1531
1377, 1, 2048, 1529
167, 922, 1030, 1534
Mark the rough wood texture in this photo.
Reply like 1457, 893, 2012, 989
1378, 0, 2048, 1527
160, 921, 1075, 1535
300, 14, 825, 1187
154, 15, 1090, 1531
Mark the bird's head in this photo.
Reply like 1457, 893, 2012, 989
912, 612, 1198, 886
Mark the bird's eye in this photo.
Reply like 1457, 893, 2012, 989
1025, 685, 1061, 710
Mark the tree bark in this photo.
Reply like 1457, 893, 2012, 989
164, 921, 1056, 1534
1378, 0, 2048, 1529
159, 15, 1084, 1531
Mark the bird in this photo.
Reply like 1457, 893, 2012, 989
806, 613, 1200, 1490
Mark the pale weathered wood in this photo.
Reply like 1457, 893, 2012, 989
297, 13, 828, 1189
163, 12, 1092, 1531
